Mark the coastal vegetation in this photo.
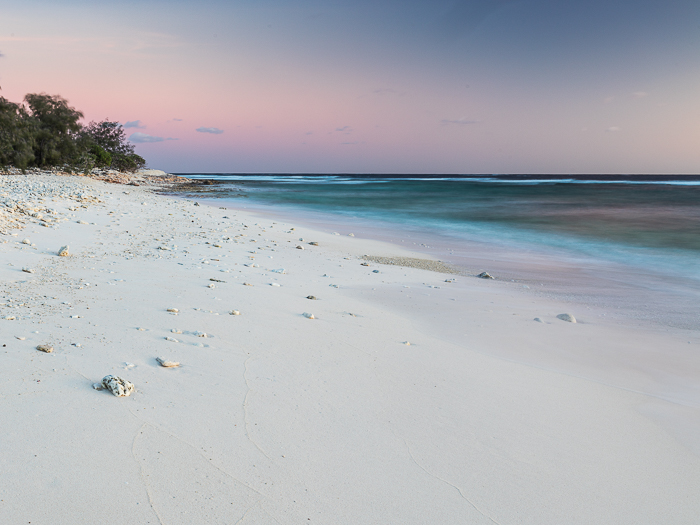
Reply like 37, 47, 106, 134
0, 93, 145, 172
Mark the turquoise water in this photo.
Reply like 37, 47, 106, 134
171, 174, 700, 281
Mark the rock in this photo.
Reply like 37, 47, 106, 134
372, 270, 380, 273
308, 242, 319, 246
57, 245, 69, 257
477, 272, 494, 279
243, 282, 253, 286
209, 278, 225, 282
101, 375, 135, 397
296, 245, 304, 250
348, 233, 354, 237
165, 336, 179, 342
156, 357, 180, 368
194, 331, 208, 338
361, 262, 370, 266
229, 310, 241, 315
166, 308, 179, 313
124, 362, 135, 369
21, 238, 31, 244
15, 336, 26, 340
208, 283, 215, 289
270, 283, 280, 287
92, 383, 104, 390
171, 329, 182, 334
303, 312, 315, 319
77, 220, 88, 224
36, 344, 53, 353
534, 317, 545, 323
270, 268, 286, 274
557, 313, 577, 323
306, 295, 317, 300
22, 268, 35, 273
403, 341, 411, 346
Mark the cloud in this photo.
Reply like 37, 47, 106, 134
0, 51, 4, 58
341, 141, 359, 145
123, 120, 145, 129
606, 126, 621, 132
196, 127, 224, 134
441, 118, 480, 125
335, 126, 351, 132
173, 118, 183, 122
129, 132, 177, 143
631, 91, 649, 99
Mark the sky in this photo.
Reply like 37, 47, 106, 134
1, 0, 699, 174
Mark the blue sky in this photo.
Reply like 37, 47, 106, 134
1, 0, 699, 173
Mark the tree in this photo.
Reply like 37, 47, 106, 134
0, 97, 35, 169
81, 120, 146, 172
24, 93, 83, 167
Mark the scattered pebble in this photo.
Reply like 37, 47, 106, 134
306, 295, 317, 300
165, 336, 179, 342
229, 310, 241, 315
208, 283, 215, 289
124, 362, 135, 369
71, 342, 82, 347
209, 278, 225, 282
77, 220, 88, 224
403, 341, 411, 346
22, 268, 35, 273
171, 329, 182, 334
166, 308, 179, 313
477, 272, 494, 279
557, 313, 577, 323
296, 245, 304, 250
137, 327, 147, 331
101, 375, 135, 397
270, 283, 280, 287
361, 262, 369, 266
372, 270, 380, 273
57, 245, 70, 257
194, 331, 208, 338
15, 336, 26, 340
21, 238, 31, 245
303, 312, 315, 319
156, 357, 180, 368
534, 317, 545, 323
348, 233, 354, 237
308, 242, 319, 246
36, 344, 54, 353
243, 282, 253, 286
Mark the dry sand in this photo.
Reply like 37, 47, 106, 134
1, 173, 699, 524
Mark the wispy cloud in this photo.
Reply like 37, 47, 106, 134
606, 126, 621, 132
173, 118, 183, 122
341, 141, 360, 145
196, 127, 224, 134
335, 126, 352, 133
124, 120, 145, 129
129, 132, 177, 143
631, 91, 649, 99
441, 118, 480, 125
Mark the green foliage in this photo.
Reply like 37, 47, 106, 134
0, 93, 148, 172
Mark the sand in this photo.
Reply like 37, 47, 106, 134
1, 173, 699, 524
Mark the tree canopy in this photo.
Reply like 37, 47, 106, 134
0, 93, 146, 172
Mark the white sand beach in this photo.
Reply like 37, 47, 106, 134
1, 173, 699, 524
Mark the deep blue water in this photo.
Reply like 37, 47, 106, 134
169, 174, 700, 280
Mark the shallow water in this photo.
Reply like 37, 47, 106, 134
172, 174, 700, 282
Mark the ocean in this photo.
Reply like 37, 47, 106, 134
166, 174, 700, 329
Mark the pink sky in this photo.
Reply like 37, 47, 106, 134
1, 1, 699, 173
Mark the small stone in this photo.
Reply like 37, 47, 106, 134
306, 295, 317, 300
4, 316, 16, 321
477, 272, 494, 279
57, 245, 69, 257
534, 317, 544, 323
194, 331, 208, 338
92, 383, 104, 390
171, 329, 182, 334
303, 312, 315, 319
210, 278, 225, 282
208, 283, 215, 289
270, 283, 280, 287
101, 375, 135, 397
21, 238, 31, 245
372, 269, 380, 273
403, 341, 411, 346
124, 362, 135, 369
15, 336, 26, 340
557, 313, 577, 323
296, 245, 304, 250
229, 310, 241, 315
22, 268, 35, 273
165, 336, 179, 342
156, 357, 180, 368
137, 327, 147, 331
243, 282, 253, 286
361, 262, 369, 266
36, 344, 54, 353
166, 308, 179, 313
308, 242, 319, 246
348, 233, 354, 237
77, 220, 88, 224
